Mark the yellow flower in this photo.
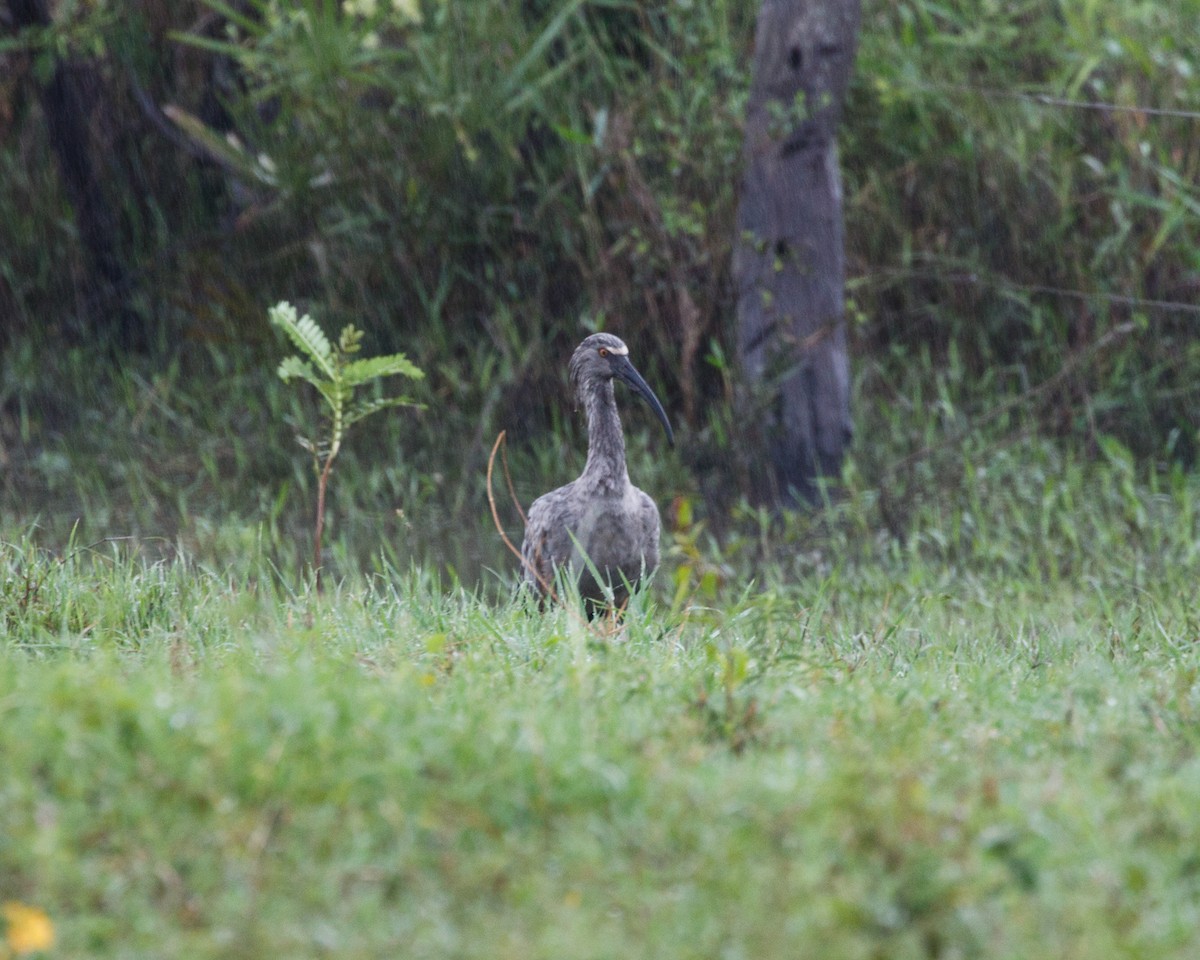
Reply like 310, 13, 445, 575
3, 902, 56, 954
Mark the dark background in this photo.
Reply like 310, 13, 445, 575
1, 0, 1197, 584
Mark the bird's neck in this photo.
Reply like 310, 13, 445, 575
580, 379, 629, 493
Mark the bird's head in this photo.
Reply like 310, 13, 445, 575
569, 333, 674, 445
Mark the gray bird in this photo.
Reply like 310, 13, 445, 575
522, 333, 674, 613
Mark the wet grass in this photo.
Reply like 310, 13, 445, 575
2, 465, 1199, 958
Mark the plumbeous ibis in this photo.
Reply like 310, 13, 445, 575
521, 333, 673, 612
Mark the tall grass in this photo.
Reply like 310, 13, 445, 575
2, 515, 1199, 957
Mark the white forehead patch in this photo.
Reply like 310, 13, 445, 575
607, 343, 629, 356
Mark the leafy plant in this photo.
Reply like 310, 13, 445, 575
269, 301, 424, 584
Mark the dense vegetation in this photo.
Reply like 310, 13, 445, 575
1, 2, 1198, 955
2, 0, 1198, 578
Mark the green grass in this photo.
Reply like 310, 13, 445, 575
2, 492, 1199, 958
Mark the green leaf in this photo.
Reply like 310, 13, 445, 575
191, 0, 266, 38
166, 31, 253, 60
343, 395, 423, 430
269, 302, 336, 380
340, 353, 425, 388
277, 355, 321, 387
338, 324, 365, 356
162, 104, 277, 186
498, 0, 589, 105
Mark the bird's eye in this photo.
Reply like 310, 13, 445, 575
598, 347, 609, 357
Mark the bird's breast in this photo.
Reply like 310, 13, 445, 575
569, 486, 657, 569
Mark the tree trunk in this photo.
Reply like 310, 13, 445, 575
7, 0, 142, 349
734, 0, 860, 504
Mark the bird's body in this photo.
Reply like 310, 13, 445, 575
522, 333, 673, 612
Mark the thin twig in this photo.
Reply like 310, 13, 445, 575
499, 434, 527, 526
486, 431, 557, 603
313, 453, 333, 592
855, 266, 1200, 318
909, 82, 1200, 122
58, 536, 150, 566
128, 71, 221, 168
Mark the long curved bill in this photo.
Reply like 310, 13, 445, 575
613, 356, 675, 446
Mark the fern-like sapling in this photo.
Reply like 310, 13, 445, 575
269, 301, 424, 584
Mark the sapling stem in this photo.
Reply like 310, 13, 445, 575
269, 302, 424, 589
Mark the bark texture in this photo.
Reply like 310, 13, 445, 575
734, 0, 861, 503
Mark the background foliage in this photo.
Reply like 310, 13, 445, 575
1, 0, 1198, 580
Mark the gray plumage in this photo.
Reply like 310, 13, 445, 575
522, 333, 674, 612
